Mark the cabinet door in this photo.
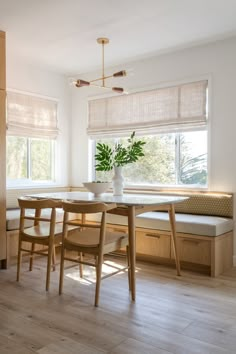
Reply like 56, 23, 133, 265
0, 32, 6, 90
171, 236, 211, 265
0, 89, 6, 261
136, 230, 171, 258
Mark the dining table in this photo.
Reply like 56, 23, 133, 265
26, 191, 188, 301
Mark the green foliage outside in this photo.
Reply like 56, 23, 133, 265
7, 137, 27, 179
123, 134, 175, 184
30, 139, 53, 180
7, 136, 54, 181
178, 134, 207, 185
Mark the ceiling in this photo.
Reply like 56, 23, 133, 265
1, 0, 236, 76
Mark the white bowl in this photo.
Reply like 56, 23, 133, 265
83, 182, 112, 196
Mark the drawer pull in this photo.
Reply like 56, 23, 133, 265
145, 233, 161, 239
182, 239, 200, 245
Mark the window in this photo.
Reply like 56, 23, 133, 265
7, 136, 55, 183
6, 91, 58, 186
94, 130, 207, 187
89, 80, 208, 188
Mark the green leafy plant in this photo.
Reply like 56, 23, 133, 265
95, 131, 146, 171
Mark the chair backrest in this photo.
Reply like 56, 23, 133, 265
62, 201, 117, 248
18, 197, 62, 235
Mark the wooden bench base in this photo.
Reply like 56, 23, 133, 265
7, 225, 233, 277
107, 224, 233, 277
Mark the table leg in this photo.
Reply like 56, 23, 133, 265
128, 205, 136, 301
168, 204, 181, 276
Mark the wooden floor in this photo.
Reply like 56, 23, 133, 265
1, 257, 236, 354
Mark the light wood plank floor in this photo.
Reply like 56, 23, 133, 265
1, 257, 236, 354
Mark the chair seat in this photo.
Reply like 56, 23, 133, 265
21, 222, 64, 239
66, 228, 128, 249
21, 223, 79, 241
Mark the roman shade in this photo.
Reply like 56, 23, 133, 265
88, 80, 208, 137
7, 91, 58, 139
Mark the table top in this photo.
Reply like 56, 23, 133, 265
27, 191, 188, 207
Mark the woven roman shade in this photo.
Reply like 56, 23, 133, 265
88, 80, 208, 137
7, 91, 59, 139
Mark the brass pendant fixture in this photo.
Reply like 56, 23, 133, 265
73, 38, 127, 94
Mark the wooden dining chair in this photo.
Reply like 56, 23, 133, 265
59, 201, 130, 306
17, 197, 64, 291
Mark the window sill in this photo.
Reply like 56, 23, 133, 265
7, 181, 66, 190
124, 184, 208, 193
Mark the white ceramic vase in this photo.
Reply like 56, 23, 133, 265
112, 166, 124, 196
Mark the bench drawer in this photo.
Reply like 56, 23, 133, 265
172, 236, 211, 265
136, 230, 171, 258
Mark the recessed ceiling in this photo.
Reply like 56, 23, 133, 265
1, 0, 236, 75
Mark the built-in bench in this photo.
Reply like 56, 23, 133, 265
6, 188, 234, 276
92, 191, 234, 277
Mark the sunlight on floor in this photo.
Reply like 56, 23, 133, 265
65, 258, 137, 285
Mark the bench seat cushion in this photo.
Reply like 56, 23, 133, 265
6, 208, 64, 231
7, 209, 233, 237
100, 212, 233, 237
136, 212, 233, 236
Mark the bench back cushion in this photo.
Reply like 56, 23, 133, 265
127, 190, 233, 218
173, 193, 233, 218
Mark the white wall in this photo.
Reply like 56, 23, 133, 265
6, 56, 71, 187
71, 36, 236, 257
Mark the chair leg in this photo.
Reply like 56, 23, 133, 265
95, 254, 103, 307
46, 242, 53, 291
126, 245, 131, 291
79, 252, 83, 278
29, 243, 35, 271
59, 245, 65, 295
16, 239, 22, 282
52, 245, 56, 271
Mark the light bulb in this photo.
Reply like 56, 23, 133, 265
75, 79, 90, 87
113, 70, 127, 78
112, 87, 124, 93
